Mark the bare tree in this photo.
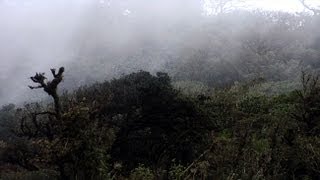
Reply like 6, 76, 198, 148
299, 0, 320, 15
205, 0, 245, 15
29, 67, 64, 119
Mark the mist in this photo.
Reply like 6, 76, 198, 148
0, 0, 202, 105
2, 1, 320, 178
0, 0, 90, 104
0, 0, 319, 105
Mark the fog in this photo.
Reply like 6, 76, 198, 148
0, 0, 203, 104
0, 0, 91, 104
0, 0, 319, 105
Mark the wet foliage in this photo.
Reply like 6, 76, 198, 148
0, 70, 320, 179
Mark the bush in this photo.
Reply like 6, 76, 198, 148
129, 164, 155, 180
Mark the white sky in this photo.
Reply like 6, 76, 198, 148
204, 0, 320, 15
249, 0, 319, 12
250, 0, 304, 11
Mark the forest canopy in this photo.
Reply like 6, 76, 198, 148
0, 0, 320, 179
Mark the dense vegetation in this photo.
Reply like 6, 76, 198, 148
0, 69, 320, 179
0, 2, 320, 179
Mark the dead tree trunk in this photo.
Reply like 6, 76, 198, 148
29, 67, 65, 120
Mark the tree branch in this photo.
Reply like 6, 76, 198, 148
29, 67, 65, 119
299, 0, 320, 15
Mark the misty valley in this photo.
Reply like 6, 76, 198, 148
0, 0, 320, 179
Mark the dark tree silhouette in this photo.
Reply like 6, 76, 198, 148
29, 67, 64, 119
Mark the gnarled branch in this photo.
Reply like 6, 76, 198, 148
29, 67, 65, 119
299, 0, 320, 15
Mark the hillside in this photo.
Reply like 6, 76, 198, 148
0, 70, 319, 179
1, 1, 320, 179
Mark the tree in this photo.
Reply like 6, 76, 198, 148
299, 0, 320, 16
204, 0, 245, 15
106, 71, 211, 171
18, 67, 112, 179
28, 67, 64, 119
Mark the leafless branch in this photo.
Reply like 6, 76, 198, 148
299, 0, 320, 15
29, 67, 65, 119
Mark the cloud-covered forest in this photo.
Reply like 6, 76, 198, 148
1, 0, 319, 105
0, 0, 320, 179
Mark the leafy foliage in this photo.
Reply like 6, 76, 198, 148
1, 70, 320, 179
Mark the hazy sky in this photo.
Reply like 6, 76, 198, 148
248, 0, 302, 11
204, 0, 320, 15
249, 0, 319, 11
0, 0, 319, 106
